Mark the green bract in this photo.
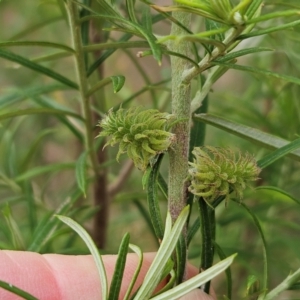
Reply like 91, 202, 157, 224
188, 146, 261, 203
98, 107, 175, 171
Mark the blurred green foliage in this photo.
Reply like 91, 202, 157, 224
0, 0, 299, 299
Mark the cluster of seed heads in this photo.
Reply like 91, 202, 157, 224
188, 146, 261, 204
98, 107, 175, 171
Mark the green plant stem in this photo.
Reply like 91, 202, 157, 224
66, 1, 98, 175
168, 8, 191, 283
168, 10, 191, 224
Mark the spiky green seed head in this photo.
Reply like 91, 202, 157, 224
188, 146, 261, 204
98, 107, 176, 171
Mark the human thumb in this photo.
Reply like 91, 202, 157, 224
178, 288, 215, 300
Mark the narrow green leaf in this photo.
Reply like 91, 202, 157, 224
2, 204, 26, 250
187, 217, 200, 246
216, 47, 273, 63
150, 254, 237, 300
256, 186, 300, 206
211, 61, 300, 86
32, 96, 83, 141
108, 233, 130, 300
83, 40, 149, 52
245, 10, 300, 25
157, 173, 168, 200
246, 0, 263, 19
0, 49, 78, 89
0, 41, 75, 53
0, 108, 83, 122
75, 152, 88, 197
126, 0, 138, 23
141, 5, 152, 32
28, 194, 81, 252
14, 162, 75, 183
132, 200, 158, 245
198, 198, 215, 293
194, 114, 300, 162
57, 215, 108, 300
261, 267, 300, 300
146, 154, 164, 240
8, 16, 63, 40
0, 84, 71, 109
20, 129, 56, 171
214, 242, 232, 299
175, 234, 187, 284
87, 34, 132, 76
232, 199, 268, 292
239, 19, 300, 39
257, 137, 300, 168
124, 244, 143, 300
78, 3, 162, 64
31, 51, 73, 63
135, 206, 190, 299
0, 280, 38, 300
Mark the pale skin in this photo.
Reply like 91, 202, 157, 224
0, 251, 215, 300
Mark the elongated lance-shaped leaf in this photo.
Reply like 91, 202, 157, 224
0, 84, 71, 109
245, 9, 300, 25
187, 217, 200, 246
211, 61, 300, 86
126, 0, 138, 23
15, 162, 75, 183
2, 204, 26, 250
261, 267, 300, 300
146, 154, 164, 240
245, 0, 263, 19
88, 33, 131, 76
256, 186, 300, 206
194, 114, 300, 162
214, 242, 232, 299
157, 173, 168, 200
150, 254, 237, 300
0, 108, 83, 122
257, 137, 300, 169
132, 199, 159, 245
75, 152, 88, 197
198, 197, 215, 293
8, 16, 63, 40
239, 19, 300, 39
232, 199, 268, 292
123, 244, 143, 300
28, 192, 81, 252
76, 1, 162, 64
0, 41, 75, 53
135, 206, 190, 299
216, 47, 273, 63
33, 96, 83, 141
57, 215, 108, 300
108, 233, 130, 300
0, 280, 38, 300
0, 49, 78, 89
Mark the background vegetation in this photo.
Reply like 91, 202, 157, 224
0, 0, 300, 299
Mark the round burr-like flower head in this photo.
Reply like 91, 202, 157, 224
98, 107, 176, 171
188, 146, 261, 204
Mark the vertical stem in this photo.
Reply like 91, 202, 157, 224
168, 11, 191, 224
168, 9, 191, 282
68, 1, 110, 248
66, 1, 98, 174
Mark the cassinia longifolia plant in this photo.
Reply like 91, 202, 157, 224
0, 0, 300, 299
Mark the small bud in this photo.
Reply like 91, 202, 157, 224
98, 107, 175, 171
188, 146, 261, 204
